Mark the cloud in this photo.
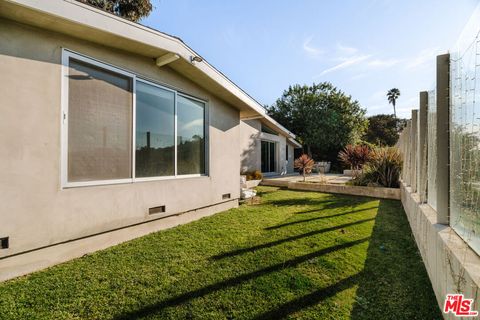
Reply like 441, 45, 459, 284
337, 43, 358, 55
314, 54, 372, 77
303, 36, 324, 57
180, 119, 204, 131
367, 58, 401, 67
407, 47, 440, 69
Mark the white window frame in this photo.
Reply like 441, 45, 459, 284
61, 49, 209, 189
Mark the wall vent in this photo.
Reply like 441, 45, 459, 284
222, 193, 231, 200
149, 205, 166, 215
0, 237, 9, 249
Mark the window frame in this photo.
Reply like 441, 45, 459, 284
61, 49, 209, 189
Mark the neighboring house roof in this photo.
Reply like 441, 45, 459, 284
0, 0, 301, 146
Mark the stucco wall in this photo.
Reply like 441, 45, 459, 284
0, 19, 240, 258
239, 119, 294, 175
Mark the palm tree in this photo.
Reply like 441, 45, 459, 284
387, 88, 401, 118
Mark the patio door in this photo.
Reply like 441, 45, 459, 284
261, 140, 276, 173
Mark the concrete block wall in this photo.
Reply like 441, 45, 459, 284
401, 184, 480, 319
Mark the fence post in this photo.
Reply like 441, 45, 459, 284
436, 53, 450, 225
418, 92, 428, 202
404, 120, 411, 186
411, 110, 418, 193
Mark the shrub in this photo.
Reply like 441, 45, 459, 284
338, 144, 372, 170
252, 170, 263, 180
242, 170, 263, 181
352, 147, 402, 188
294, 154, 315, 182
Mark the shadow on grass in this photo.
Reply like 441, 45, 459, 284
113, 238, 370, 320
294, 205, 377, 215
255, 186, 283, 197
348, 199, 442, 320
265, 207, 378, 230
211, 218, 375, 260
245, 199, 441, 319
253, 272, 364, 320
267, 197, 339, 207
113, 196, 440, 319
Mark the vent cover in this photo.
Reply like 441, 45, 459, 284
222, 193, 231, 200
0, 237, 9, 249
149, 205, 166, 215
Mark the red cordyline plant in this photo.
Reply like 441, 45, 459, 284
338, 145, 372, 172
294, 154, 315, 182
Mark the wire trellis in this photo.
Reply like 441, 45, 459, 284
450, 32, 480, 255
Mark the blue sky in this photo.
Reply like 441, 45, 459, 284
142, 0, 479, 118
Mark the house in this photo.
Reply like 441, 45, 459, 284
240, 117, 301, 176
0, 0, 300, 281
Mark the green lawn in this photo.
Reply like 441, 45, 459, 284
0, 186, 441, 319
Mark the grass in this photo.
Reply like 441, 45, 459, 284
0, 186, 441, 319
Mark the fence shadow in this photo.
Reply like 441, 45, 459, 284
349, 199, 442, 319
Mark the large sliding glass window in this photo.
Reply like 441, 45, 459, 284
63, 51, 208, 187
67, 59, 133, 182
135, 81, 175, 177
177, 95, 205, 175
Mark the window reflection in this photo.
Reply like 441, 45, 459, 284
135, 82, 175, 177
177, 95, 205, 175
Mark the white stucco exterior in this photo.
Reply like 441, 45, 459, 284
0, 0, 299, 280
240, 119, 299, 176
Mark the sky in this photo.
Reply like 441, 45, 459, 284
142, 0, 479, 118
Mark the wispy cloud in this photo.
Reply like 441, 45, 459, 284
407, 47, 440, 69
315, 54, 372, 77
337, 43, 358, 55
303, 36, 324, 57
367, 58, 401, 67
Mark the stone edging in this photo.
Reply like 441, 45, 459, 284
260, 180, 400, 200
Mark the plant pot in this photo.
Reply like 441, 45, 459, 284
343, 169, 362, 177
246, 179, 261, 188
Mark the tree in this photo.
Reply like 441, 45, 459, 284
387, 88, 401, 118
76, 0, 153, 22
266, 82, 368, 162
363, 114, 407, 146
294, 154, 314, 182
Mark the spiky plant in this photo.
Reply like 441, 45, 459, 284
338, 145, 371, 172
353, 147, 403, 188
294, 154, 315, 182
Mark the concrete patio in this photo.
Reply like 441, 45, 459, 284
263, 173, 353, 185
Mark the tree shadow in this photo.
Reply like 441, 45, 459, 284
210, 218, 375, 260
113, 238, 370, 320
349, 199, 442, 319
